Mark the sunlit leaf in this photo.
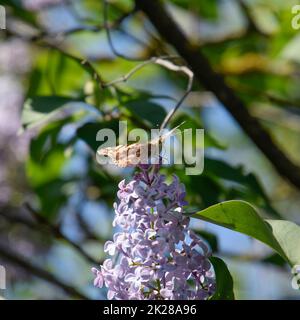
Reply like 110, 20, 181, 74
191, 200, 300, 266
22, 96, 75, 129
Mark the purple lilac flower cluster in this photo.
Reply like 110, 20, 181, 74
92, 166, 215, 300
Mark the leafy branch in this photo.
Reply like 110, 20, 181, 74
135, 0, 300, 191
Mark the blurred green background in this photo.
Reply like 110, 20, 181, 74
0, 0, 300, 299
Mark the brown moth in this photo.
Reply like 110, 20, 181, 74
97, 124, 183, 168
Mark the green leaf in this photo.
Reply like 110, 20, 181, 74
172, 0, 219, 20
265, 219, 300, 267
123, 100, 167, 127
197, 0, 218, 20
210, 257, 235, 300
33, 179, 72, 219
27, 145, 67, 187
22, 96, 75, 129
88, 165, 119, 206
205, 158, 282, 218
26, 69, 43, 97
261, 253, 287, 268
77, 120, 120, 153
29, 115, 77, 164
120, 89, 177, 102
171, 114, 226, 150
191, 200, 300, 266
26, 141, 70, 218
189, 175, 223, 207
26, 116, 77, 218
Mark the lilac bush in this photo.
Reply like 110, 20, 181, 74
92, 165, 215, 300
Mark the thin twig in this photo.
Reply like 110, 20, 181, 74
46, 42, 192, 126
0, 243, 89, 300
103, 0, 144, 61
6, 25, 107, 93
10, 19, 192, 128
102, 59, 155, 87
39, 41, 106, 93
156, 59, 194, 129
102, 55, 194, 129
26, 2, 135, 41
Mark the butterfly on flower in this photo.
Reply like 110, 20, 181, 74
97, 123, 183, 168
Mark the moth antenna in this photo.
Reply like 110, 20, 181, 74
159, 121, 186, 143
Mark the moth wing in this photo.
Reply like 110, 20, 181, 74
97, 145, 122, 155
111, 145, 133, 167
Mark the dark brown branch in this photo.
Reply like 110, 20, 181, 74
24, 203, 100, 266
135, 0, 300, 190
0, 243, 89, 299
76, 212, 105, 242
